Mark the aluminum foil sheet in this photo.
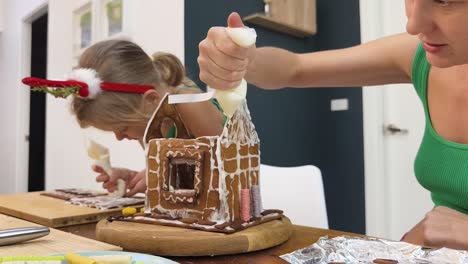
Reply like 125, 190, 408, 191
281, 236, 468, 264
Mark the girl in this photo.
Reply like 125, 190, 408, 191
25, 39, 225, 197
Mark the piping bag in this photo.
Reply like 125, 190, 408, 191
86, 139, 126, 197
210, 27, 257, 117
168, 27, 257, 117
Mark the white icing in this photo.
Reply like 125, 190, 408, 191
214, 100, 260, 222
68, 196, 144, 210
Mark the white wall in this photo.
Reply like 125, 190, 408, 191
0, 0, 183, 193
0, 0, 4, 32
0, 0, 47, 194
45, 0, 184, 190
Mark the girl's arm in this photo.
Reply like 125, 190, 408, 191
175, 89, 225, 137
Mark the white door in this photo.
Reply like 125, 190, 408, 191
361, 0, 434, 240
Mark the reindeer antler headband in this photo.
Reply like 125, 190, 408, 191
22, 68, 154, 98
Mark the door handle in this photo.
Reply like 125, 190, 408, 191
384, 124, 409, 135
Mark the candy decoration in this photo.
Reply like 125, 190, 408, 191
241, 189, 251, 222
251, 185, 263, 218
122, 207, 137, 216
65, 253, 96, 264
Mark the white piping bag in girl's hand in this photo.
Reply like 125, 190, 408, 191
87, 139, 126, 197
209, 27, 257, 117
87, 139, 113, 176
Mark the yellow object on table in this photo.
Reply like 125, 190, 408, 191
122, 207, 137, 216
65, 253, 96, 264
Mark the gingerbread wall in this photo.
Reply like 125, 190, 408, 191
145, 135, 260, 223
219, 143, 260, 222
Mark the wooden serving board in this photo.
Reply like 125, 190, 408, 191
0, 192, 138, 227
96, 216, 293, 256
0, 214, 121, 255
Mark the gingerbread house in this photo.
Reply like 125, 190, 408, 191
112, 93, 283, 233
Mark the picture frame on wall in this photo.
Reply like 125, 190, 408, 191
102, 0, 124, 38
72, 1, 92, 63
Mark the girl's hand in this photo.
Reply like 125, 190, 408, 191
125, 169, 146, 197
93, 165, 145, 196
402, 206, 468, 250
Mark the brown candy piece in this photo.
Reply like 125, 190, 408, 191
197, 220, 217, 226
261, 209, 284, 216
373, 259, 398, 264
179, 218, 198, 224
214, 222, 231, 230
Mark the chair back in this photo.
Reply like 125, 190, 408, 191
260, 164, 328, 228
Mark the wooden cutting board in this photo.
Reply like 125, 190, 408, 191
96, 216, 293, 256
0, 214, 121, 255
0, 192, 137, 227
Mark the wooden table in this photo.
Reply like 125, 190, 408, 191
1, 193, 362, 262
0, 192, 132, 227
0, 214, 121, 256
61, 222, 363, 263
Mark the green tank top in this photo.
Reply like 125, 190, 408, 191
412, 43, 468, 214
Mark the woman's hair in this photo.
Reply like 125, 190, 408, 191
71, 39, 193, 128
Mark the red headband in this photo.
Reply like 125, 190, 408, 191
22, 70, 154, 98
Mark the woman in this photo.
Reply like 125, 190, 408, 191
197, 1, 468, 249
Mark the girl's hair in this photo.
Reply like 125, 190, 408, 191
71, 39, 193, 128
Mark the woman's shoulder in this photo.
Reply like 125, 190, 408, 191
384, 33, 420, 80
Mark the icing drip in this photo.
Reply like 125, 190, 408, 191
216, 99, 261, 222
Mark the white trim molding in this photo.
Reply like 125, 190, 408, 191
360, 0, 388, 238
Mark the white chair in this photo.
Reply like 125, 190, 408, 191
260, 164, 328, 228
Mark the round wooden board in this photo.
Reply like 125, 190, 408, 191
96, 216, 293, 256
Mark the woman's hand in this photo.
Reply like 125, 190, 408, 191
402, 206, 468, 250
198, 12, 256, 90
93, 165, 146, 196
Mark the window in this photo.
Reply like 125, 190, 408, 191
169, 159, 196, 190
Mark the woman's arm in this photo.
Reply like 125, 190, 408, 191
248, 33, 419, 89
198, 13, 420, 90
